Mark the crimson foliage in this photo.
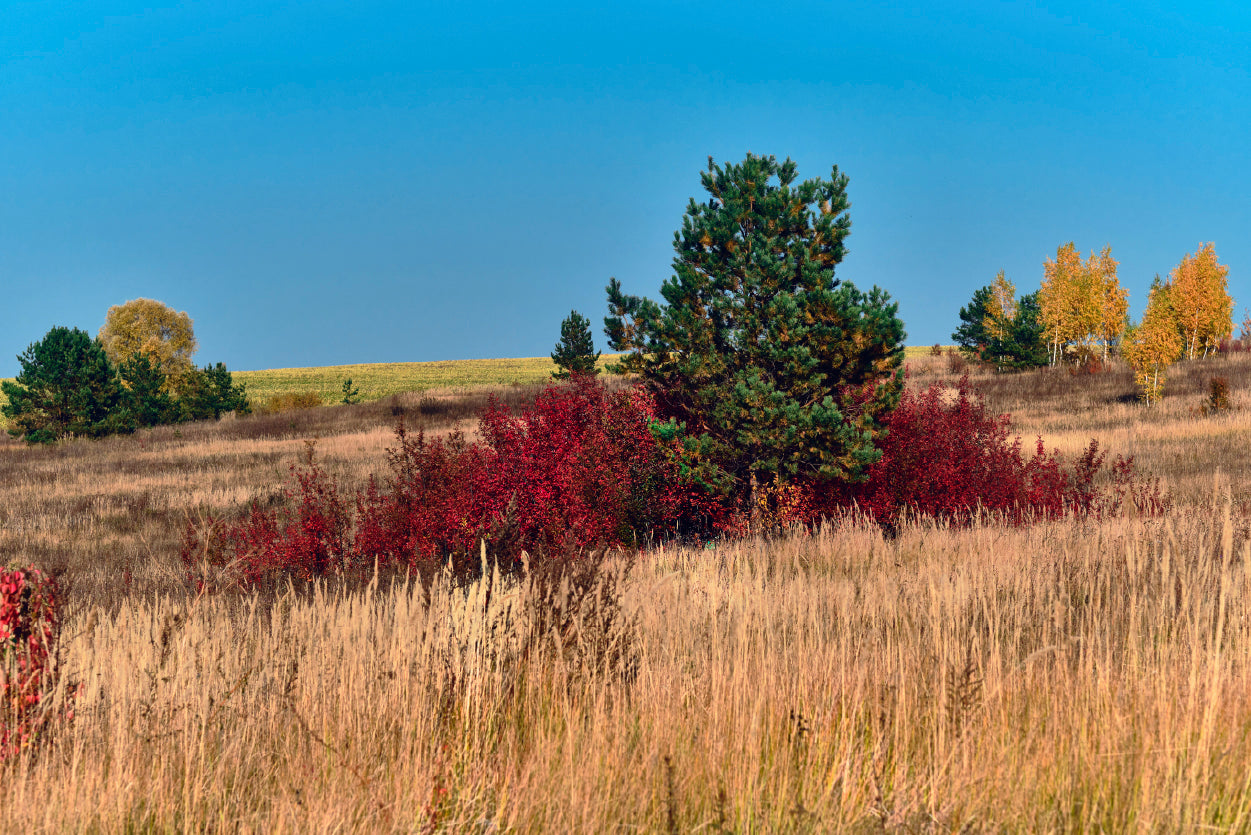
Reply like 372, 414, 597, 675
823, 377, 1168, 528
0, 565, 64, 760
183, 377, 724, 588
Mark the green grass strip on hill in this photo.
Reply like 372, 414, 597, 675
234, 355, 617, 406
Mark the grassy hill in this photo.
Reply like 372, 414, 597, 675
236, 346, 947, 405
234, 355, 593, 405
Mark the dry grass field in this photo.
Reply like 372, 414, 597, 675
4, 352, 1251, 832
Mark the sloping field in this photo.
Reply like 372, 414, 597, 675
235, 356, 592, 405
238, 347, 943, 404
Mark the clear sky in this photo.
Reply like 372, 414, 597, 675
3, 1, 1249, 376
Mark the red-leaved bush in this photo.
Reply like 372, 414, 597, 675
821, 377, 1169, 529
183, 377, 725, 588
1, 565, 63, 760
184, 375, 1170, 589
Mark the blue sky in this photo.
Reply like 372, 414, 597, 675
3, 1, 1249, 376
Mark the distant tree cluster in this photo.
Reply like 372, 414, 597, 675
1038, 243, 1128, 366
953, 272, 1048, 370
3, 300, 249, 444
954, 242, 1235, 402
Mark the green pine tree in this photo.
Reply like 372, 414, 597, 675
551, 310, 601, 379
175, 363, 250, 420
2, 327, 129, 443
953, 285, 995, 356
605, 153, 905, 498
952, 285, 1047, 370
118, 353, 177, 428
341, 377, 361, 405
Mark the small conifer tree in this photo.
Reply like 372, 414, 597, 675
341, 377, 361, 405
551, 310, 601, 379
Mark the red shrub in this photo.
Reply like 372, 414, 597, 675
185, 377, 728, 587
819, 377, 1167, 529
468, 378, 724, 557
0, 565, 64, 760
181, 448, 355, 589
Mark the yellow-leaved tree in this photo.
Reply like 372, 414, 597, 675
1091, 245, 1129, 361
1169, 242, 1233, 360
1038, 243, 1127, 365
1039, 243, 1083, 366
984, 271, 1018, 342
1122, 278, 1182, 404
98, 298, 198, 378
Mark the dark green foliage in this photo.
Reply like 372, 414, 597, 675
118, 353, 177, 428
953, 285, 994, 356
605, 153, 905, 495
1, 327, 129, 443
341, 377, 361, 405
953, 287, 1047, 370
4, 328, 250, 444
1006, 292, 1049, 369
175, 363, 250, 421
551, 310, 601, 379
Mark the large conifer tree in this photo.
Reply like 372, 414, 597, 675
605, 153, 905, 497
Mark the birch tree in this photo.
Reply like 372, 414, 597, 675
1039, 243, 1126, 365
1122, 278, 1183, 404
1169, 242, 1233, 360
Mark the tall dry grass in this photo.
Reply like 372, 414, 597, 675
9, 502, 1251, 831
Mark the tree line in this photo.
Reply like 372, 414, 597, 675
954, 242, 1236, 402
2, 299, 249, 444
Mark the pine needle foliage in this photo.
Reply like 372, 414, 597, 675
1, 327, 128, 443
550, 310, 601, 379
605, 153, 905, 495
953, 275, 1047, 370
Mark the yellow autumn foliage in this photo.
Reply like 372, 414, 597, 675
1039, 243, 1127, 365
1169, 242, 1233, 360
984, 271, 1017, 342
1122, 281, 1182, 404
98, 298, 198, 378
